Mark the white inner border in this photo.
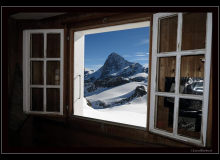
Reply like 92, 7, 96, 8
73, 21, 150, 120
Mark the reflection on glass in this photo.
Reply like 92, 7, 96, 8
30, 34, 44, 58
47, 33, 60, 58
158, 15, 178, 53
46, 61, 60, 85
178, 98, 202, 139
182, 13, 207, 51
179, 77, 203, 95
46, 88, 60, 112
180, 55, 204, 95
157, 57, 176, 92
155, 96, 174, 133
30, 61, 44, 85
31, 88, 43, 111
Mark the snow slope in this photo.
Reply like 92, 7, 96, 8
83, 81, 148, 127
83, 96, 147, 127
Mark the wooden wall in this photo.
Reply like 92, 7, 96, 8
8, 17, 18, 102
6, 11, 214, 151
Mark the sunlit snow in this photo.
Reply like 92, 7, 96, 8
83, 82, 147, 128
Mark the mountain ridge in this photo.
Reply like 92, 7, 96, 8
85, 52, 148, 82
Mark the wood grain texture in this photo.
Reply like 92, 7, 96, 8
156, 96, 173, 132
46, 61, 60, 85
31, 34, 44, 58
46, 88, 60, 112
180, 55, 204, 78
8, 17, 18, 101
182, 13, 207, 50
158, 57, 176, 92
47, 33, 60, 58
31, 88, 43, 111
31, 61, 44, 84
159, 15, 178, 53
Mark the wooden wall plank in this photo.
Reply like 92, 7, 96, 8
31, 34, 44, 58
31, 61, 44, 84
158, 57, 176, 92
8, 17, 18, 101
182, 13, 207, 50
159, 15, 178, 53
47, 33, 60, 58
68, 12, 154, 31
180, 55, 204, 78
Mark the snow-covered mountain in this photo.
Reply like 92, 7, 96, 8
83, 52, 148, 127
84, 68, 94, 77
85, 52, 148, 82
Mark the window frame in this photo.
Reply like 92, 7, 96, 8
23, 29, 64, 115
71, 21, 151, 129
149, 13, 212, 146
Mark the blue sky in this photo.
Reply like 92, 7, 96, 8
84, 27, 149, 71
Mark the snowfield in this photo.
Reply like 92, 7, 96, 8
83, 82, 148, 127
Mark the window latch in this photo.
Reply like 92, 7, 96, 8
65, 37, 69, 41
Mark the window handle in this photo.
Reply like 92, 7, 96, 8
74, 75, 81, 103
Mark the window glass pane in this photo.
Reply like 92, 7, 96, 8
46, 61, 60, 85
47, 33, 60, 58
158, 15, 178, 53
31, 88, 43, 111
178, 98, 202, 139
182, 13, 207, 50
30, 33, 44, 58
46, 88, 60, 112
155, 96, 174, 132
157, 57, 176, 92
30, 61, 44, 85
180, 55, 204, 95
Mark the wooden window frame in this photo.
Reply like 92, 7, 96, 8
149, 13, 212, 147
23, 29, 64, 115
70, 20, 151, 129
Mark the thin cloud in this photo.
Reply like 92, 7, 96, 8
122, 55, 131, 57
85, 64, 103, 71
134, 39, 149, 46
134, 52, 149, 57
143, 63, 149, 68
135, 55, 147, 57
133, 58, 149, 61
135, 52, 145, 55
85, 59, 105, 61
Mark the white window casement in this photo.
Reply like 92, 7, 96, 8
149, 13, 212, 146
73, 21, 150, 128
23, 29, 64, 115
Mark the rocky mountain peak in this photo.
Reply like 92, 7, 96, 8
100, 52, 132, 79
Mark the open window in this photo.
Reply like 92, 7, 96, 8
73, 21, 150, 128
23, 29, 64, 115
149, 13, 212, 146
